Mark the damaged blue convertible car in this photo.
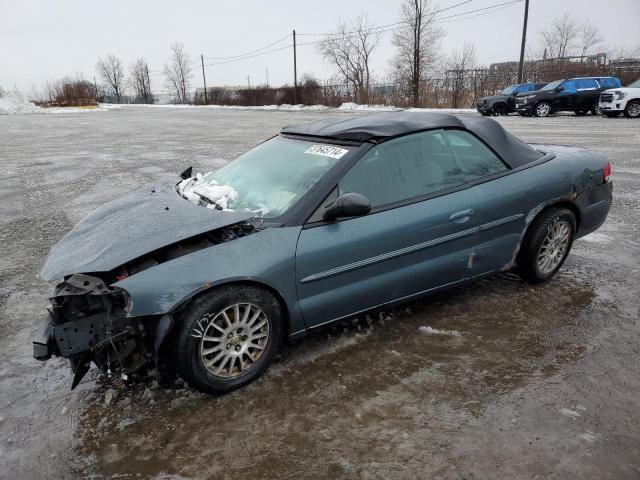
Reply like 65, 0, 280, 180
34, 112, 612, 394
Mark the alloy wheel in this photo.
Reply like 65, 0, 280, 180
537, 220, 571, 275
198, 303, 270, 378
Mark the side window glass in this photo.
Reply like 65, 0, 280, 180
577, 79, 598, 90
444, 130, 509, 180
561, 80, 577, 94
339, 130, 508, 209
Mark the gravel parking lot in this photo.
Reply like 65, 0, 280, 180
0, 107, 638, 479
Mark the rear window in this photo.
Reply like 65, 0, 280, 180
598, 78, 621, 88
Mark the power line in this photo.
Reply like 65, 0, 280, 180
296, 0, 523, 47
204, 32, 291, 61
195, 0, 523, 69
296, 0, 476, 36
203, 44, 292, 67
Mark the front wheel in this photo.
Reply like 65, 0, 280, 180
175, 285, 284, 394
492, 103, 507, 116
534, 101, 551, 117
517, 207, 576, 283
624, 101, 640, 118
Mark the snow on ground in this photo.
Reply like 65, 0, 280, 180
419, 325, 462, 336
101, 102, 476, 114
0, 87, 44, 114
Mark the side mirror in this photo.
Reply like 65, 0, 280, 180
555, 86, 564, 93
323, 192, 371, 221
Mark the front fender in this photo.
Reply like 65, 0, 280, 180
114, 226, 305, 333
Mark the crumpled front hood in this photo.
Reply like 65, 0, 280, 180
40, 177, 254, 282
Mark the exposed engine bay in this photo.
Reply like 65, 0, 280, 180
33, 221, 258, 388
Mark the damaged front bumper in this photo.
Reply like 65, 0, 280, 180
33, 312, 56, 361
32, 274, 169, 389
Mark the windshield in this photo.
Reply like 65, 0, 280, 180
501, 85, 517, 95
627, 79, 640, 88
541, 80, 563, 91
177, 136, 349, 217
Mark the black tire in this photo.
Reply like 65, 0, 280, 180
624, 100, 640, 118
604, 112, 621, 118
492, 103, 507, 116
534, 101, 551, 117
591, 105, 600, 115
175, 285, 284, 394
517, 207, 576, 284
480, 111, 491, 116
574, 107, 588, 116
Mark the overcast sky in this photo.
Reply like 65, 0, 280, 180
1, 0, 639, 94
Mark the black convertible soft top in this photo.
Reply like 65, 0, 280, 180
282, 111, 544, 168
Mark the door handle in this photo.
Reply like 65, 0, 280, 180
450, 209, 474, 223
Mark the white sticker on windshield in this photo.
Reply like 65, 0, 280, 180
304, 144, 349, 159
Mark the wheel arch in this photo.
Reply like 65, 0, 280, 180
513, 199, 581, 267
170, 278, 293, 337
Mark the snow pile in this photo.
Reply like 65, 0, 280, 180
0, 87, 44, 115
337, 102, 400, 112
176, 172, 238, 210
419, 325, 461, 337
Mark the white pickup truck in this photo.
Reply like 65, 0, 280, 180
599, 79, 640, 118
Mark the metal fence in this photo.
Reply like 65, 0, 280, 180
102, 56, 640, 108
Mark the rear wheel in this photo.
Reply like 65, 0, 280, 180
574, 106, 589, 116
624, 101, 640, 118
534, 101, 551, 117
175, 285, 284, 394
517, 207, 576, 283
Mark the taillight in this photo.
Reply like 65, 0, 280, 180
603, 160, 611, 183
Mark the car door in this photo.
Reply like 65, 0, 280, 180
576, 78, 599, 109
294, 129, 508, 329
555, 80, 577, 111
433, 129, 528, 277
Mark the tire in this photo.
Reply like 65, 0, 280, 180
534, 101, 551, 117
604, 112, 621, 117
175, 285, 284, 394
480, 111, 491, 116
574, 107, 588, 116
591, 105, 601, 115
517, 207, 576, 284
492, 103, 507, 116
624, 100, 640, 118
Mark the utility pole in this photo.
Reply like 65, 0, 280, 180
266, 67, 269, 87
247, 75, 251, 88
201, 54, 208, 105
293, 29, 298, 104
517, 0, 529, 83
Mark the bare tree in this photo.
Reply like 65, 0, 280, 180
540, 13, 579, 59
392, 0, 445, 107
317, 14, 381, 104
163, 42, 193, 104
96, 54, 125, 101
445, 42, 477, 108
579, 19, 603, 60
129, 58, 152, 103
